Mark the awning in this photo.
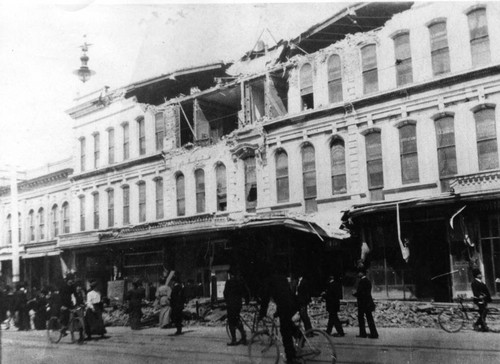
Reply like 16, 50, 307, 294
22, 250, 60, 259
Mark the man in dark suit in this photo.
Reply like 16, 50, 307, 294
223, 269, 249, 346
352, 267, 378, 339
170, 274, 185, 335
295, 273, 312, 332
323, 275, 345, 337
471, 268, 492, 332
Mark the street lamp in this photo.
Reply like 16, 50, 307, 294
73, 38, 96, 83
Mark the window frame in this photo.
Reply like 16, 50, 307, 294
122, 186, 130, 225
330, 137, 347, 195
393, 32, 413, 86
93, 132, 100, 169
38, 208, 45, 240
80, 137, 86, 172
108, 128, 115, 165
93, 192, 99, 230
467, 7, 490, 67
51, 204, 59, 238
122, 122, 130, 160
62, 202, 70, 234
176, 173, 186, 217
327, 54, 343, 104
474, 106, 498, 171
299, 63, 314, 110
107, 189, 114, 227
361, 44, 378, 94
28, 209, 35, 241
79, 196, 85, 232
428, 21, 450, 75
155, 178, 164, 220
138, 117, 146, 156
216, 163, 227, 212
365, 130, 384, 190
138, 181, 146, 223
244, 157, 258, 212
398, 122, 420, 184
195, 169, 205, 214
275, 149, 290, 203
155, 112, 165, 151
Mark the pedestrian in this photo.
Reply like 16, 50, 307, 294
471, 268, 492, 332
59, 274, 76, 336
3, 285, 15, 329
323, 275, 345, 337
84, 279, 106, 339
295, 272, 312, 333
126, 279, 145, 330
156, 277, 172, 329
13, 282, 30, 331
74, 283, 87, 306
352, 267, 378, 339
33, 288, 48, 330
223, 269, 249, 346
170, 274, 185, 335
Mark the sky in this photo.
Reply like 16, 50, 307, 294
0, 0, 350, 171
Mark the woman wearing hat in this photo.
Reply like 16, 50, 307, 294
85, 280, 106, 339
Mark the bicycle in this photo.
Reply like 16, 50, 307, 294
248, 315, 337, 364
438, 296, 500, 333
47, 305, 86, 344
225, 302, 267, 342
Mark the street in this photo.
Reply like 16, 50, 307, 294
1, 325, 500, 364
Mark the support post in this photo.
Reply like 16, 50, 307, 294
10, 167, 20, 284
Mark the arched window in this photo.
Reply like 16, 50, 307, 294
195, 169, 205, 213
28, 210, 35, 241
467, 7, 490, 66
330, 138, 347, 194
361, 44, 378, 94
38, 208, 45, 240
215, 163, 227, 212
108, 128, 115, 164
62, 202, 70, 234
107, 189, 114, 227
93, 193, 99, 229
155, 112, 165, 151
327, 55, 342, 104
244, 157, 257, 212
428, 21, 450, 75
302, 144, 317, 212
138, 117, 146, 155
51, 204, 59, 238
399, 123, 419, 184
435, 115, 457, 192
300, 63, 314, 110
275, 150, 289, 203
176, 174, 185, 216
93, 132, 100, 169
6, 214, 11, 245
365, 131, 384, 200
122, 186, 130, 225
138, 182, 146, 222
79, 196, 85, 231
475, 107, 498, 171
155, 178, 164, 220
393, 32, 413, 86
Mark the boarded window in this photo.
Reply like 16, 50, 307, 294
300, 63, 314, 110
122, 186, 130, 225
468, 8, 490, 66
330, 138, 347, 194
327, 55, 343, 104
94, 133, 100, 169
275, 150, 289, 203
176, 174, 185, 216
195, 169, 205, 213
138, 182, 146, 222
108, 128, 115, 164
429, 22, 450, 75
366, 132, 384, 189
123, 123, 129, 160
216, 163, 227, 212
138, 117, 146, 155
107, 189, 114, 227
155, 178, 164, 220
155, 112, 164, 151
244, 157, 257, 212
475, 108, 498, 171
93, 193, 99, 229
399, 124, 419, 184
394, 33, 413, 86
361, 44, 378, 94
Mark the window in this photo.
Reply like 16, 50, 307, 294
195, 169, 205, 213
394, 32, 413, 86
138, 182, 146, 222
302, 144, 317, 212
435, 116, 458, 191
79, 196, 85, 231
468, 8, 490, 67
361, 44, 378, 94
108, 128, 115, 164
176, 174, 185, 216
51, 204, 59, 238
6, 214, 11, 245
244, 157, 257, 212
399, 123, 419, 184
155, 178, 164, 220
107, 189, 114, 227
138, 117, 146, 155
17, 213, 21, 243
80, 137, 86, 171
365, 131, 384, 200
62, 202, 70, 234
38, 208, 45, 240
429, 21, 450, 75
155, 112, 165, 151
327, 55, 343, 104
93, 133, 100, 169
216, 163, 227, 212
28, 210, 35, 241
475, 107, 498, 171
123, 123, 130, 160
275, 150, 289, 203
122, 186, 130, 225
300, 63, 314, 110
330, 138, 347, 194
93, 193, 99, 229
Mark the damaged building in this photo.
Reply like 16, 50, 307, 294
2, 2, 500, 303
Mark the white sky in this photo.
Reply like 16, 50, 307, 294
0, 0, 349, 171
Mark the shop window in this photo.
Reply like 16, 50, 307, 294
93, 192, 99, 229
475, 107, 498, 171
155, 112, 164, 151
394, 32, 413, 86
195, 169, 205, 213
108, 128, 115, 165
28, 209, 35, 241
467, 7, 490, 67
399, 123, 419, 184
138, 117, 146, 156
275, 149, 289, 203
327, 55, 343, 104
80, 137, 86, 172
38, 207, 45, 240
93, 132, 100, 169
435, 116, 457, 192
122, 186, 130, 225
244, 157, 257, 212
428, 21, 450, 75
122, 122, 129, 160
176, 173, 185, 217
302, 144, 317, 212
107, 189, 114, 227
216, 163, 227, 212
62, 202, 70, 234
330, 138, 347, 194
138, 181, 146, 222
79, 196, 85, 231
300, 63, 314, 110
365, 131, 384, 200
155, 178, 164, 220
51, 204, 59, 238
361, 44, 378, 94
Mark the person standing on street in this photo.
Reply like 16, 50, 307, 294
126, 279, 145, 330
170, 274, 185, 335
13, 283, 30, 331
471, 268, 492, 332
323, 275, 345, 337
295, 273, 312, 333
223, 269, 249, 346
59, 274, 76, 336
85, 279, 106, 339
353, 267, 378, 339
156, 277, 172, 329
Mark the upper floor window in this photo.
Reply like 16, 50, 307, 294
38, 208, 45, 240
108, 128, 115, 165
195, 169, 205, 213
394, 32, 413, 86
330, 138, 347, 194
399, 123, 419, 184
155, 178, 164, 220
361, 44, 378, 94
300, 63, 314, 110
302, 144, 317, 212
107, 189, 114, 227
176, 173, 186, 216
79, 196, 85, 231
216, 163, 227, 212
51, 204, 59, 238
327, 55, 343, 104
138, 117, 146, 156
93, 193, 99, 229
123, 122, 130, 160
6, 214, 11, 245
435, 115, 457, 192
138, 182, 146, 222
28, 210, 35, 241
475, 107, 498, 171
17, 213, 21, 243
467, 8, 490, 67
122, 186, 130, 225
93, 133, 100, 169
80, 137, 86, 172
244, 157, 257, 212
275, 150, 289, 203
155, 112, 165, 151
428, 21, 450, 75
62, 202, 70, 234
365, 131, 384, 200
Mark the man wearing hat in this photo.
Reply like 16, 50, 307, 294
352, 267, 378, 339
223, 268, 249, 346
59, 274, 76, 335
471, 268, 492, 332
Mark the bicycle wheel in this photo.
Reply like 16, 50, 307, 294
298, 329, 337, 364
47, 317, 63, 344
248, 331, 280, 364
70, 317, 86, 344
438, 308, 465, 333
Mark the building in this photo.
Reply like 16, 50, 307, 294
1, 2, 499, 302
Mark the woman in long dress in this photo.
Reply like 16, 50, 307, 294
156, 277, 171, 328
84, 280, 106, 339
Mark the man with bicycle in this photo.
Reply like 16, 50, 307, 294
59, 274, 76, 336
471, 268, 492, 332
224, 268, 249, 346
